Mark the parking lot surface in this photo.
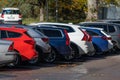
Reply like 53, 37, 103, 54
0, 53, 120, 80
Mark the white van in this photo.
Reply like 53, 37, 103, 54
0, 8, 22, 24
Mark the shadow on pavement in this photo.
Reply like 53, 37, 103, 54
81, 51, 120, 62
0, 52, 119, 71
0, 74, 16, 79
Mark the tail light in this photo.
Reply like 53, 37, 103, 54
19, 14, 22, 18
88, 35, 92, 41
8, 43, 14, 51
81, 29, 92, 42
102, 36, 112, 40
24, 40, 35, 45
41, 38, 49, 43
64, 30, 70, 46
1, 14, 4, 18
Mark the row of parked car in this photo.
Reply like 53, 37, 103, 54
0, 20, 120, 67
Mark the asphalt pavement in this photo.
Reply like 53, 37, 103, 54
0, 53, 120, 80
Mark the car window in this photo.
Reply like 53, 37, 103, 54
24, 32, 32, 38
81, 24, 108, 32
108, 25, 115, 33
101, 25, 107, 32
81, 24, 102, 28
37, 28, 63, 37
25, 28, 42, 38
86, 30, 99, 36
0, 30, 8, 38
33, 29, 47, 37
2, 10, 20, 14
41, 24, 75, 33
7, 31, 21, 38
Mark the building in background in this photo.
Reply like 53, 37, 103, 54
98, 5, 120, 20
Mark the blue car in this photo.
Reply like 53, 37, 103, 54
81, 27, 113, 54
33, 26, 74, 60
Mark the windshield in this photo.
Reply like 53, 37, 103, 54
2, 10, 20, 14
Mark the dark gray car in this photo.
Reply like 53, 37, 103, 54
0, 24, 56, 63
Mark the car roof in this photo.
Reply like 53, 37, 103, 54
0, 26, 26, 33
98, 19, 120, 22
80, 22, 107, 24
2, 8, 19, 10
0, 24, 47, 38
79, 21, 120, 26
0, 24, 31, 30
81, 27, 103, 31
37, 25, 64, 30
30, 22, 81, 28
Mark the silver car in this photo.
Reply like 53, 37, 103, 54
0, 40, 16, 66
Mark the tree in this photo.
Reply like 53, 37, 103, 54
86, 0, 98, 21
25, 0, 46, 21
49, 0, 87, 23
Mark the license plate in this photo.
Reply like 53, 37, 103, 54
7, 17, 15, 19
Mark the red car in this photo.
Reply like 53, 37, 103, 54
0, 27, 38, 65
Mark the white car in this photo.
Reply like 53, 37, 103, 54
29, 22, 96, 58
0, 40, 17, 66
0, 8, 22, 24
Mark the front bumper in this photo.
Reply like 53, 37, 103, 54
1, 20, 22, 24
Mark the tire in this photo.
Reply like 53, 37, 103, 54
28, 47, 41, 65
87, 52, 95, 56
93, 44, 103, 55
28, 52, 39, 65
12, 54, 21, 66
43, 49, 56, 63
113, 45, 120, 54
70, 43, 81, 59
64, 54, 74, 61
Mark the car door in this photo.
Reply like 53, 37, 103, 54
107, 24, 117, 37
0, 37, 13, 63
107, 24, 120, 47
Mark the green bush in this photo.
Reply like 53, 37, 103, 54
22, 18, 40, 25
